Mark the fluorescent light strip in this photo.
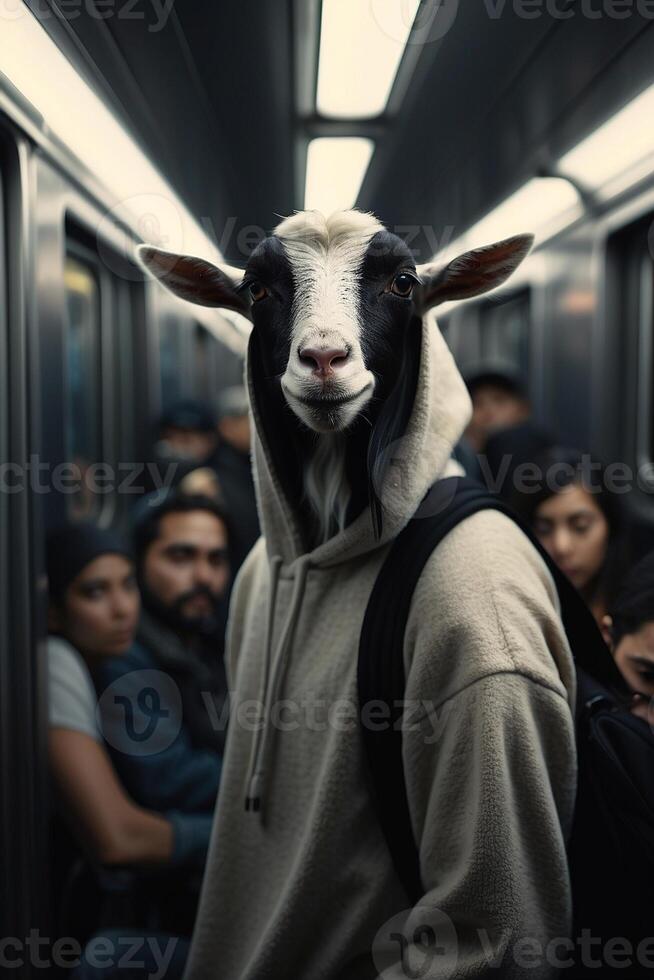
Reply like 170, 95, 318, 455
436, 177, 581, 266
316, 0, 420, 118
304, 137, 374, 214
467, 177, 581, 248
0, 2, 221, 264
558, 84, 654, 192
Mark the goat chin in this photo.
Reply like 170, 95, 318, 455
302, 433, 350, 546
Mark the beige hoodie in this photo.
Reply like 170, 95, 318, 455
184, 311, 577, 980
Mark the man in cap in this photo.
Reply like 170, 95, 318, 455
152, 392, 259, 573
461, 365, 552, 500
157, 398, 220, 467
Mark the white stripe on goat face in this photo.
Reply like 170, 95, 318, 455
279, 229, 377, 431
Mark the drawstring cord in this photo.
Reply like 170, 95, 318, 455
244, 554, 282, 812
245, 554, 312, 815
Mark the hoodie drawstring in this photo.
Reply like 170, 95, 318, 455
245, 554, 312, 815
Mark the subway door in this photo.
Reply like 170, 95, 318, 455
35, 164, 150, 530
0, 132, 50, 956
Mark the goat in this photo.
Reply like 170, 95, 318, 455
137, 210, 532, 550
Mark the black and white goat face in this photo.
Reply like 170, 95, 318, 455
245, 212, 422, 433
136, 210, 533, 436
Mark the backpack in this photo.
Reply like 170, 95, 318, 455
358, 476, 654, 970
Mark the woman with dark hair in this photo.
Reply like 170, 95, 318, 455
46, 523, 177, 869
602, 549, 654, 722
513, 447, 630, 625
46, 523, 207, 977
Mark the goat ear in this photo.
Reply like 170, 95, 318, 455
415, 234, 534, 311
136, 245, 249, 316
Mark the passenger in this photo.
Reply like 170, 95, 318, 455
601, 549, 654, 722
45, 523, 205, 960
150, 393, 260, 573
93, 493, 229, 865
178, 466, 222, 501
157, 398, 219, 467
463, 365, 531, 453
514, 447, 630, 625
90, 496, 229, 934
142, 399, 221, 505
461, 366, 553, 498
122, 492, 231, 750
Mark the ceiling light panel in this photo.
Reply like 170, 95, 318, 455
304, 137, 375, 213
558, 85, 654, 192
316, 0, 420, 118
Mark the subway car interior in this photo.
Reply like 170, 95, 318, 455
2, 2, 654, 977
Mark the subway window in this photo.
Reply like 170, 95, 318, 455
606, 214, 654, 482
107, 254, 147, 458
440, 307, 482, 369
63, 251, 103, 520
479, 290, 530, 377
631, 240, 654, 474
644, 255, 654, 468
0, 159, 7, 748
0, 164, 6, 607
159, 314, 183, 410
194, 323, 212, 401
633, 249, 654, 473
112, 273, 137, 468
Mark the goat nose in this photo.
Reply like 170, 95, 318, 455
298, 347, 350, 377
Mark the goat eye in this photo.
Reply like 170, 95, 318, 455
249, 281, 269, 303
390, 273, 416, 297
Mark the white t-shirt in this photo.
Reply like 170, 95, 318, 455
47, 635, 100, 742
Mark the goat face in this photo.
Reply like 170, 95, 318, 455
244, 218, 418, 433
136, 210, 534, 433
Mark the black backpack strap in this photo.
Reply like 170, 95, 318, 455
358, 477, 489, 903
358, 475, 624, 904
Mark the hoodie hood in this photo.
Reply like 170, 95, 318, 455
241, 309, 472, 814
245, 308, 473, 569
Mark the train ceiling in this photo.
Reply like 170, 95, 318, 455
29, 0, 654, 264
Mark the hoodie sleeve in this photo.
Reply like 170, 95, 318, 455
389, 509, 577, 979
